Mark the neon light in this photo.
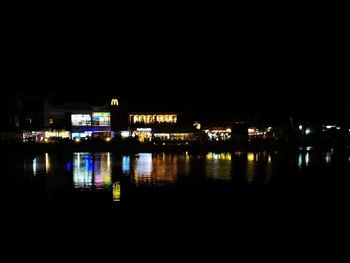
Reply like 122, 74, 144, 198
111, 99, 119, 106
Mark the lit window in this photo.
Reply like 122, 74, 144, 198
49, 118, 54, 124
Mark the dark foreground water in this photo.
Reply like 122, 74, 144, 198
4, 148, 350, 208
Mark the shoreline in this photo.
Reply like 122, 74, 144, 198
1, 141, 349, 154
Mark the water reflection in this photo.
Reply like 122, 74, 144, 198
205, 153, 232, 181
14, 149, 349, 202
131, 153, 188, 185
33, 158, 37, 176
297, 151, 311, 168
325, 152, 332, 165
45, 153, 50, 174
305, 152, 310, 166
72, 153, 112, 190
122, 156, 130, 175
113, 182, 121, 202
246, 153, 256, 183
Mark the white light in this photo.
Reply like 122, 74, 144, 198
45, 153, 50, 174
137, 128, 152, 132
336, 127, 341, 130
326, 125, 336, 129
298, 153, 303, 168
33, 158, 37, 176
325, 153, 332, 164
121, 131, 130, 138
299, 125, 303, 131
305, 128, 311, 135
305, 153, 310, 166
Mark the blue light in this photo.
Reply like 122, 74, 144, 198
66, 161, 71, 171
122, 156, 131, 175
85, 156, 93, 172
348, 156, 350, 162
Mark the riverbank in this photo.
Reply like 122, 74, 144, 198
1, 141, 349, 154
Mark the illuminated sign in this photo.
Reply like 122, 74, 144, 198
71, 114, 91, 126
93, 112, 111, 126
111, 99, 119, 106
44, 131, 70, 139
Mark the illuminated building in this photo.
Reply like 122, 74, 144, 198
129, 113, 178, 125
128, 112, 202, 144
204, 127, 232, 141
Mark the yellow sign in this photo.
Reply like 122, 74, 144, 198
111, 99, 119, 106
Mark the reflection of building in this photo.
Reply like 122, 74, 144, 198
72, 153, 112, 190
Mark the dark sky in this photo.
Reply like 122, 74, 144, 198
19, 61, 349, 124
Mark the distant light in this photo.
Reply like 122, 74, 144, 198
299, 125, 303, 131
306, 146, 313, 151
336, 127, 341, 130
305, 128, 311, 135
75, 138, 81, 143
326, 125, 336, 129
348, 156, 350, 162
105, 137, 112, 142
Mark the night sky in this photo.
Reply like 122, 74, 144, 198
17, 62, 349, 125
